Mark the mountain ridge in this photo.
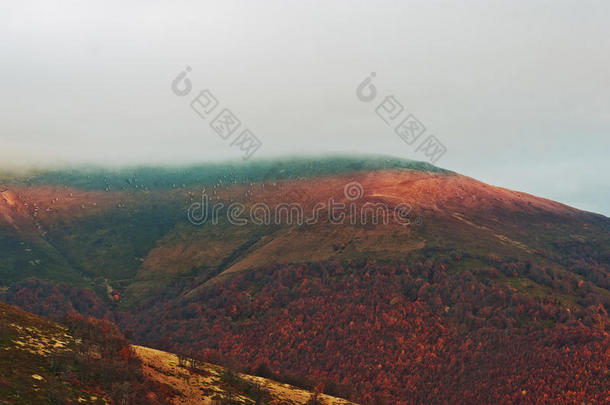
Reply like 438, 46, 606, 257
1, 158, 608, 302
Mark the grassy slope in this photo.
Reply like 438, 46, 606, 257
1, 156, 608, 307
0, 301, 103, 404
0, 301, 356, 405
0, 156, 447, 291
134, 345, 357, 405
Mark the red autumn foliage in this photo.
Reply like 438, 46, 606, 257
50, 312, 176, 404
4, 248, 609, 404
119, 253, 609, 404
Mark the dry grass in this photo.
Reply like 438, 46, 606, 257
0, 301, 104, 404
133, 345, 357, 405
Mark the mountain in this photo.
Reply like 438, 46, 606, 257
1, 156, 609, 403
0, 157, 442, 287
0, 300, 354, 404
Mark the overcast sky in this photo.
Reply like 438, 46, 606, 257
1, 0, 608, 215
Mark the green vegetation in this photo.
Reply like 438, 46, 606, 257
0, 235, 87, 286
45, 203, 183, 281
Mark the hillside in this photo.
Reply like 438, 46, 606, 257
1, 157, 607, 302
0, 301, 102, 403
0, 156, 609, 403
134, 345, 354, 405
0, 301, 355, 404
0, 157, 445, 287
0, 300, 166, 404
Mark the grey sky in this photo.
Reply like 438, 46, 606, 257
1, 0, 608, 215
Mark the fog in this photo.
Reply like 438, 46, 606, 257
1, 0, 608, 215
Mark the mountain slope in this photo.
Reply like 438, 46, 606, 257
0, 301, 355, 404
2, 158, 607, 303
134, 345, 355, 405
1, 156, 609, 403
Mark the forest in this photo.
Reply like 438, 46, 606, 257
4, 247, 609, 404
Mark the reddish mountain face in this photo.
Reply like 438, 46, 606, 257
1, 159, 609, 403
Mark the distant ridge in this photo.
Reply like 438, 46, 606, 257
0, 155, 450, 191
